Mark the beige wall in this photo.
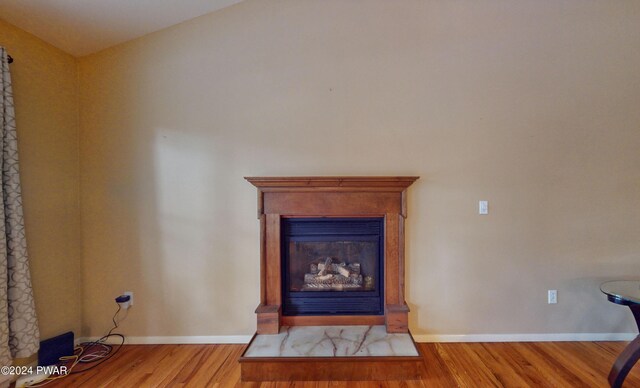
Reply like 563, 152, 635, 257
0, 20, 82, 340
77, 0, 640, 338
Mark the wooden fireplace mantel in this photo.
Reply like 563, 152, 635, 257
246, 176, 419, 334
245, 176, 419, 189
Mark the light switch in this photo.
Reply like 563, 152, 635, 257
479, 200, 488, 215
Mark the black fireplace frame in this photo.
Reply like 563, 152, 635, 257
281, 217, 384, 316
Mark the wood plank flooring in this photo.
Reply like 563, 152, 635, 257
43, 342, 640, 387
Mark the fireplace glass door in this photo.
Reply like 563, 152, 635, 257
282, 218, 384, 316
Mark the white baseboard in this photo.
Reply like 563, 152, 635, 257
76, 335, 253, 345
412, 332, 637, 343
76, 332, 636, 345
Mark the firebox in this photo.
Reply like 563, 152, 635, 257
282, 218, 384, 316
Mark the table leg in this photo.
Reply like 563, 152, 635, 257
608, 305, 640, 388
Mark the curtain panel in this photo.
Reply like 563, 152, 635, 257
0, 47, 40, 371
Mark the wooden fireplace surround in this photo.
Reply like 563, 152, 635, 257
245, 176, 419, 334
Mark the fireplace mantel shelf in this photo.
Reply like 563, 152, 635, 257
246, 176, 419, 334
245, 176, 419, 190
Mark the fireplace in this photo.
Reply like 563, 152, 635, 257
282, 217, 384, 316
246, 176, 418, 334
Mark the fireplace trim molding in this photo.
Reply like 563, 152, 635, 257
245, 176, 419, 334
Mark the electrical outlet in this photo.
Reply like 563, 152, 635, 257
16, 372, 50, 387
548, 290, 557, 304
124, 291, 133, 306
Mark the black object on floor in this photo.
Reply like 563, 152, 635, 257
39, 331, 74, 366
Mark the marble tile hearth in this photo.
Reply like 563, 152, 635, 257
243, 325, 419, 358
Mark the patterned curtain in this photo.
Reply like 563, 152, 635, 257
0, 48, 39, 371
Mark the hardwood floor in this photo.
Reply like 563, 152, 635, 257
43, 342, 640, 387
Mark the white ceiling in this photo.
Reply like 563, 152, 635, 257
0, 0, 244, 57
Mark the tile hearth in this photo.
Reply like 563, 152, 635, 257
243, 325, 419, 358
